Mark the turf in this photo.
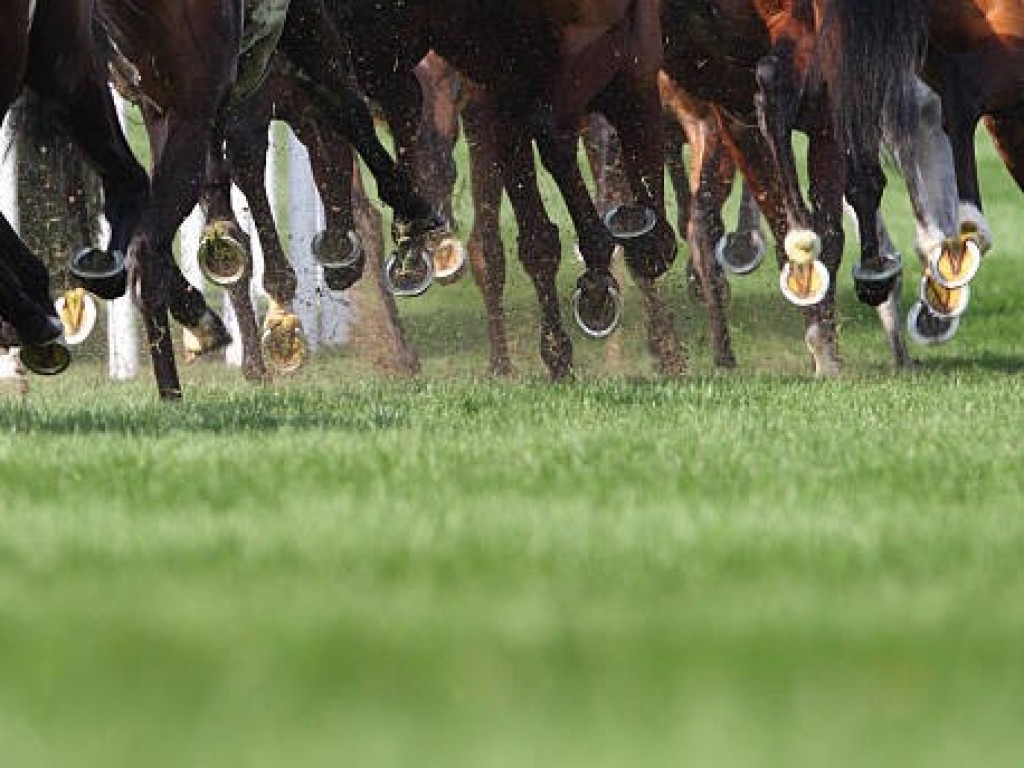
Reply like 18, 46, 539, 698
2, 134, 1024, 765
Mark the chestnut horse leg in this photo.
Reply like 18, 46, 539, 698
460, 86, 514, 377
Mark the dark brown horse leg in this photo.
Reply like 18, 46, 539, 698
662, 117, 692, 246
138, 110, 231, 399
805, 125, 848, 375
460, 88, 513, 377
199, 139, 266, 381
534, 126, 621, 339
500, 118, 574, 378
754, 49, 820, 267
278, 0, 437, 233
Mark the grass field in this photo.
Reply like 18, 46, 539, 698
2, 133, 1024, 766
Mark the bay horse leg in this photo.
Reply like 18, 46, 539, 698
199, 138, 266, 382
277, 0, 438, 235
460, 88, 513, 377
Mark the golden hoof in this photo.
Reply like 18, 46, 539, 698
920, 271, 969, 319
780, 258, 830, 306
197, 222, 248, 286
929, 236, 982, 290
432, 237, 467, 285
55, 288, 98, 346
262, 312, 307, 374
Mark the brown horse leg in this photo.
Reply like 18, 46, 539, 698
501, 119, 574, 379
805, 123, 847, 376
199, 140, 266, 382
687, 119, 738, 368
460, 88, 513, 377
595, 80, 684, 375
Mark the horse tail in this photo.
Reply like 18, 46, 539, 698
814, 0, 928, 150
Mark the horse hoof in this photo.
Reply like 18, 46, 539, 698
604, 204, 656, 240
19, 341, 71, 376
187, 309, 233, 359
604, 205, 674, 279
571, 271, 622, 339
312, 229, 363, 270
55, 288, 98, 346
715, 230, 766, 275
0, 351, 28, 394
920, 272, 969, 319
197, 222, 248, 286
907, 300, 960, 346
852, 253, 903, 307
779, 258, 830, 306
433, 236, 468, 285
383, 247, 434, 297
261, 313, 307, 375
929, 237, 981, 290
69, 247, 127, 300
392, 211, 448, 246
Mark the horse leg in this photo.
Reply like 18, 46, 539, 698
805, 124, 847, 376
595, 77, 684, 375
460, 87, 513, 377
500, 118, 574, 379
687, 118, 738, 368
198, 135, 267, 381
136, 110, 232, 399
534, 125, 622, 341
278, 0, 438, 235
227, 108, 311, 375
754, 48, 824, 302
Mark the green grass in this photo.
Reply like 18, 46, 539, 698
2, 134, 1024, 766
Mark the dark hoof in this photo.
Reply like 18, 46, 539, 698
852, 254, 902, 307
392, 210, 448, 246
907, 300, 960, 346
383, 247, 434, 297
715, 230, 766, 275
604, 206, 675, 279
186, 310, 233, 360
19, 341, 71, 376
56, 289, 98, 346
312, 229, 362, 270
69, 247, 127, 300
571, 270, 622, 339
197, 222, 248, 286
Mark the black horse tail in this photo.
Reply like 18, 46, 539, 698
813, 0, 929, 150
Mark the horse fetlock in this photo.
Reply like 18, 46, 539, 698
804, 323, 841, 377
